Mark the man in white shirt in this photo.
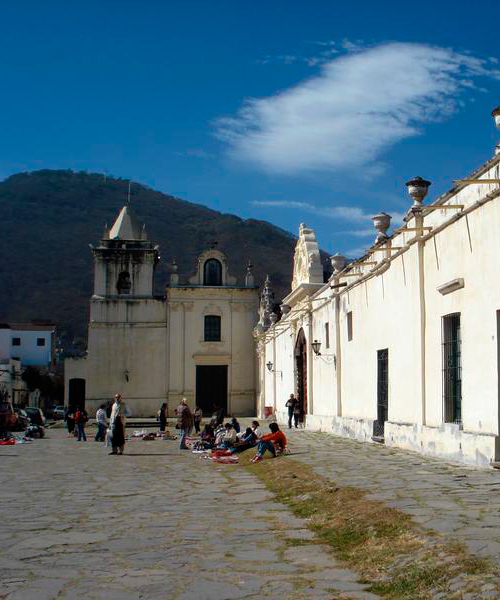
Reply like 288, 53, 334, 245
95, 405, 107, 442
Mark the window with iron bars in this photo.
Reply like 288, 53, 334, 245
442, 313, 462, 425
204, 315, 221, 342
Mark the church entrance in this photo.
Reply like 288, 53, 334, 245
68, 378, 85, 411
196, 365, 228, 416
295, 328, 307, 419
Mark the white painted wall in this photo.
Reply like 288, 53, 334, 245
258, 153, 500, 467
6, 329, 53, 366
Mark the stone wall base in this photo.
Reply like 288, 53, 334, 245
275, 412, 498, 468
385, 422, 498, 468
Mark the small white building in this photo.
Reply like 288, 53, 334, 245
65, 206, 259, 417
256, 106, 500, 468
0, 322, 55, 367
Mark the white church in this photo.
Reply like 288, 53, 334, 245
67, 104, 500, 467
65, 208, 259, 418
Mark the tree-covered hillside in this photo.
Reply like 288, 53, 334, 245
0, 170, 327, 344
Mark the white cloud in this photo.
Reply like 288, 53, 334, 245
216, 42, 500, 175
252, 200, 406, 226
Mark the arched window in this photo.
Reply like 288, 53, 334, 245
204, 315, 221, 341
203, 259, 222, 286
116, 271, 131, 294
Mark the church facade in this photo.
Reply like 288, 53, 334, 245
256, 107, 500, 468
65, 207, 258, 417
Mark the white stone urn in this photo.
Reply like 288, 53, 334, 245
372, 212, 392, 244
330, 253, 347, 274
406, 176, 431, 207
280, 304, 291, 315
492, 106, 500, 154
492, 106, 500, 131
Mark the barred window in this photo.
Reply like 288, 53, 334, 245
204, 315, 221, 341
203, 259, 222, 286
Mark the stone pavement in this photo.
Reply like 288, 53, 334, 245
286, 426, 500, 567
0, 428, 376, 600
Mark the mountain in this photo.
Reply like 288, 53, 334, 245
0, 170, 327, 345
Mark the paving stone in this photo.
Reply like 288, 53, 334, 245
0, 428, 372, 599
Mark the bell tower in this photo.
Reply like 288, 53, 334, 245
92, 206, 159, 298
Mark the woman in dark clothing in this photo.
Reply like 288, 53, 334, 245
158, 403, 168, 432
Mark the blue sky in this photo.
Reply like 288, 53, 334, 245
1, 0, 500, 257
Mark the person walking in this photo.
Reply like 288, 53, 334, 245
109, 394, 127, 455
74, 407, 87, 442
193, 406, 202, 433
293, 401, 301, 428
285, 393, 297, 429
158, 403, 168, 432
177, 398, 193, 449
95, 404, 107, 441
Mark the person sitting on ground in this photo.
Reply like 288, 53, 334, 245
251, 420, 263, 438
231, 416, 241, 434
200, 424, 215, 448
251, 422, 287, 463
217, 422, 237, 448
230, 427, 257, 453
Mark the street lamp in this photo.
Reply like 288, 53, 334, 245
311, 340, 335, 364
311, 340, 322, 356
266, 361, 282, 379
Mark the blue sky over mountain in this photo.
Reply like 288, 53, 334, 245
1, 0, 500, 257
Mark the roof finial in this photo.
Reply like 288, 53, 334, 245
127, 180, 132, 205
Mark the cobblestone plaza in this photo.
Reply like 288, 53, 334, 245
3, 426, 500, 598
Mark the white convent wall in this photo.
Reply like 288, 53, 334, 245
259, 154, 500, 467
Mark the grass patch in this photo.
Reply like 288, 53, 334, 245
241, 454, 500, 598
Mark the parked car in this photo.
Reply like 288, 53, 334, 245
24, 407, 45, 426
13, 408, 29, 430
0, 401, 17, 430
52, 406, 65, 420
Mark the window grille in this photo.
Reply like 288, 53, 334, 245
36, 338, 45, 347
373, 348, 389, 438
442, 313, 462, 424
204, 315, 221, 341
12, 337, 21, 346
203, 259, 222, 286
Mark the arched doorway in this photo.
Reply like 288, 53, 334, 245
68, 378, 86, 411
295, 328, 307, 419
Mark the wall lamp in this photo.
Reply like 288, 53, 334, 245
124, 369, 129, 382
311, 340, 335, 365
266, 361, 282, 379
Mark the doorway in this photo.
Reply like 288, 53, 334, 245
68, 378, 86, 411
374, 349, 388, 439
295, 328, 307, 419
196, 365, 228, 416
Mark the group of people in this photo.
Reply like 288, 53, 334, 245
66, 394, 294, 461
197, 419, 287, 462
65, 394, 129, 455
